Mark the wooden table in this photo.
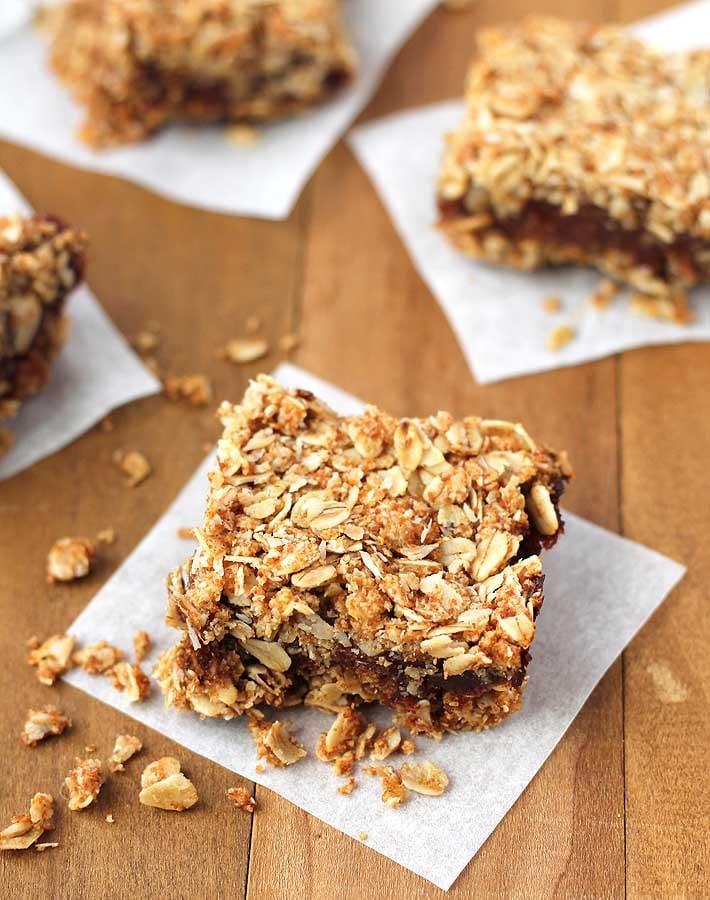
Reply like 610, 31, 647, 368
1, 1, 708, 897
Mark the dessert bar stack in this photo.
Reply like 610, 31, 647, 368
0, 215, 86, 422
43, 0, 357, 147
156, 376, 571, 735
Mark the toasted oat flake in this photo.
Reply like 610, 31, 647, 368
222, 337, 270, 364
108, 734, 143, 773
337, 778, 356, 795
35, 842, 59, 851
226, 123, 260, 145
27, 633, 76, 685
227, 786, 256, 812
400, 761, 449, 796
73, 640, 124, 674
21, 705, 72, 747
630, 290, 694, 324
133, 630, 152, 663
370, 727, 402, 761
64, 758, 104, 811
248, 716, 306, 767
546, 324, 576, 352
134, 330, 159, 353
139, 758, 198, 811
96, 527, 116, 545
164, 373, 212, 407
358, 831, 368, 841
1, 793, 54, 852
115, 450, 152, 487
47, 537, 96, 583
177, 527, 195, 539
107, 661, 151, 702
105, 814, 115, 824
365, 765, 408, 808
588, 279, 620, 310
541, 295, 562, 314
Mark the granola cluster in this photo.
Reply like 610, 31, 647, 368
156, 375, 570, 735
0, 214, 86, 419
43, 0, 356, 147
0, 793, 55, 852
437, 17, 710, 316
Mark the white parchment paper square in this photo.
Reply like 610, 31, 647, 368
348, 1, 710, 384
64, 363, 685, 890
0, 1, 437, 219
0, 170, 161, 480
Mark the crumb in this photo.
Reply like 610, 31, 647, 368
133, 330, 159, 354
0, 428, 14, 458
247, 715, 306, 767
332, 751, 355, 777
337, 778, 356, 795
63, 758, 104, 810
278, 333, 300, 352
226, 123, 260, 145
105, 814, 114, 824
541, 295, 562, 313
133, 630, 152, 663
47, 537, 97, 583
163, 373, 212, 407
107, 661, 151, 703
255, 764, 264, 774
546, 324, 576, 352
400, 740, 416, 755
84, 744, 97, 754
27, 634, 76, 685
99, 416, 114, 433
220, 337, 270, 364
315, 708, 367, 762
35, 842, 59, 852
227, 786, 257, 813
630, 290, 694, 323
108, 734, 143, 773
96, 528, 116, 545
177, 527, 194, 539
358, 831, 368, 841
26, 635, 40, 650
21, 705, 72, 747
588, 278, 620, 310
400, 761, 449, 796
0, 794, 54, 851
245, 314, 262, 334
73, 641, 124, 674
139, 758, 198, 811
354, 723, 377, 760
364, 765, 408, 808
114, 449, 152, 487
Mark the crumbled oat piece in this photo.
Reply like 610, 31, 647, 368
21, 705, 72, 747
546, 324, 576, 352
114, 450, 152, 487
358, 831, 368, 841
35, 842, 59, 851
247, 716, 307, 768
400, 740, 416, 755
84, 744, 97, 754
221, 337, 270, 364
278, 333, 300, 352
588, 279, 620, 310
107, 661, 151, 703
134, 330, 159, 354
177, 527, 195, 539
255, 764, 264, 774
96, 527, 116, 545
365, 765, 408, 808
0, 428, 14, 457
227, 786, 256, 813
139, 758, 198, 811
105, 814, 115, 824
164, 373, 213, 407
63, 758, 104, 811
541, 295, 562, 314
332, 751, 355, 777
370, 727, 402, 761
226, 123, 260, 145
354, 723, 377, 761
133, 630, 152, 663
73, 640, 124, 674
47, 536, 96, 583
337, 778, 357, 795
107, 734, 143, 773
0, 793, 54, 851
27, 633, 76, 685
630, 290, 694, 324
400, 761, 449, 796
316, 708, 367, 762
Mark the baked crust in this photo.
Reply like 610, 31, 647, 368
156, 375, 571, 734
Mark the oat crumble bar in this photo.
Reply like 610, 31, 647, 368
156, 376, 570, 735
437, 18, 710, 319
43, 0, 356, 148
0, 215, 86, 419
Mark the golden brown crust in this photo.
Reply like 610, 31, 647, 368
44, 0, 357, 147
155, 375, 570, 733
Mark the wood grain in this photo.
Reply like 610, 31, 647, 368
0, 1, 707, 898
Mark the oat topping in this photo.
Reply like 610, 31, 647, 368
46, 536, 97, 583
547, 325, 576, 352
27, 633, 76, 685
139, 758, 198, 811
63, 758, 104, 811
399, 761, 449, 796
437, 17, 710, 308
43, 0, 356, 147
370, 727, 402, 761
107, 661, 151, 703
114, 450, 152, 487
73, 641, 124, 674
133, 630, 152, 663
0, 793, 54, 851
247, 715, 307, 767
365, 765, 408, 808
21, 705, 72, 747
107, 734, 143, 773
155, 376, 569, 735
226, 786, 257, 812
221, 337, 270, 365
164, 373, 213, 407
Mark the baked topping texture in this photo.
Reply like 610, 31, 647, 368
156, 375, 571, 734
0, 215, 87, 419
437, 17, 710, 312
43, 0, 357, 147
